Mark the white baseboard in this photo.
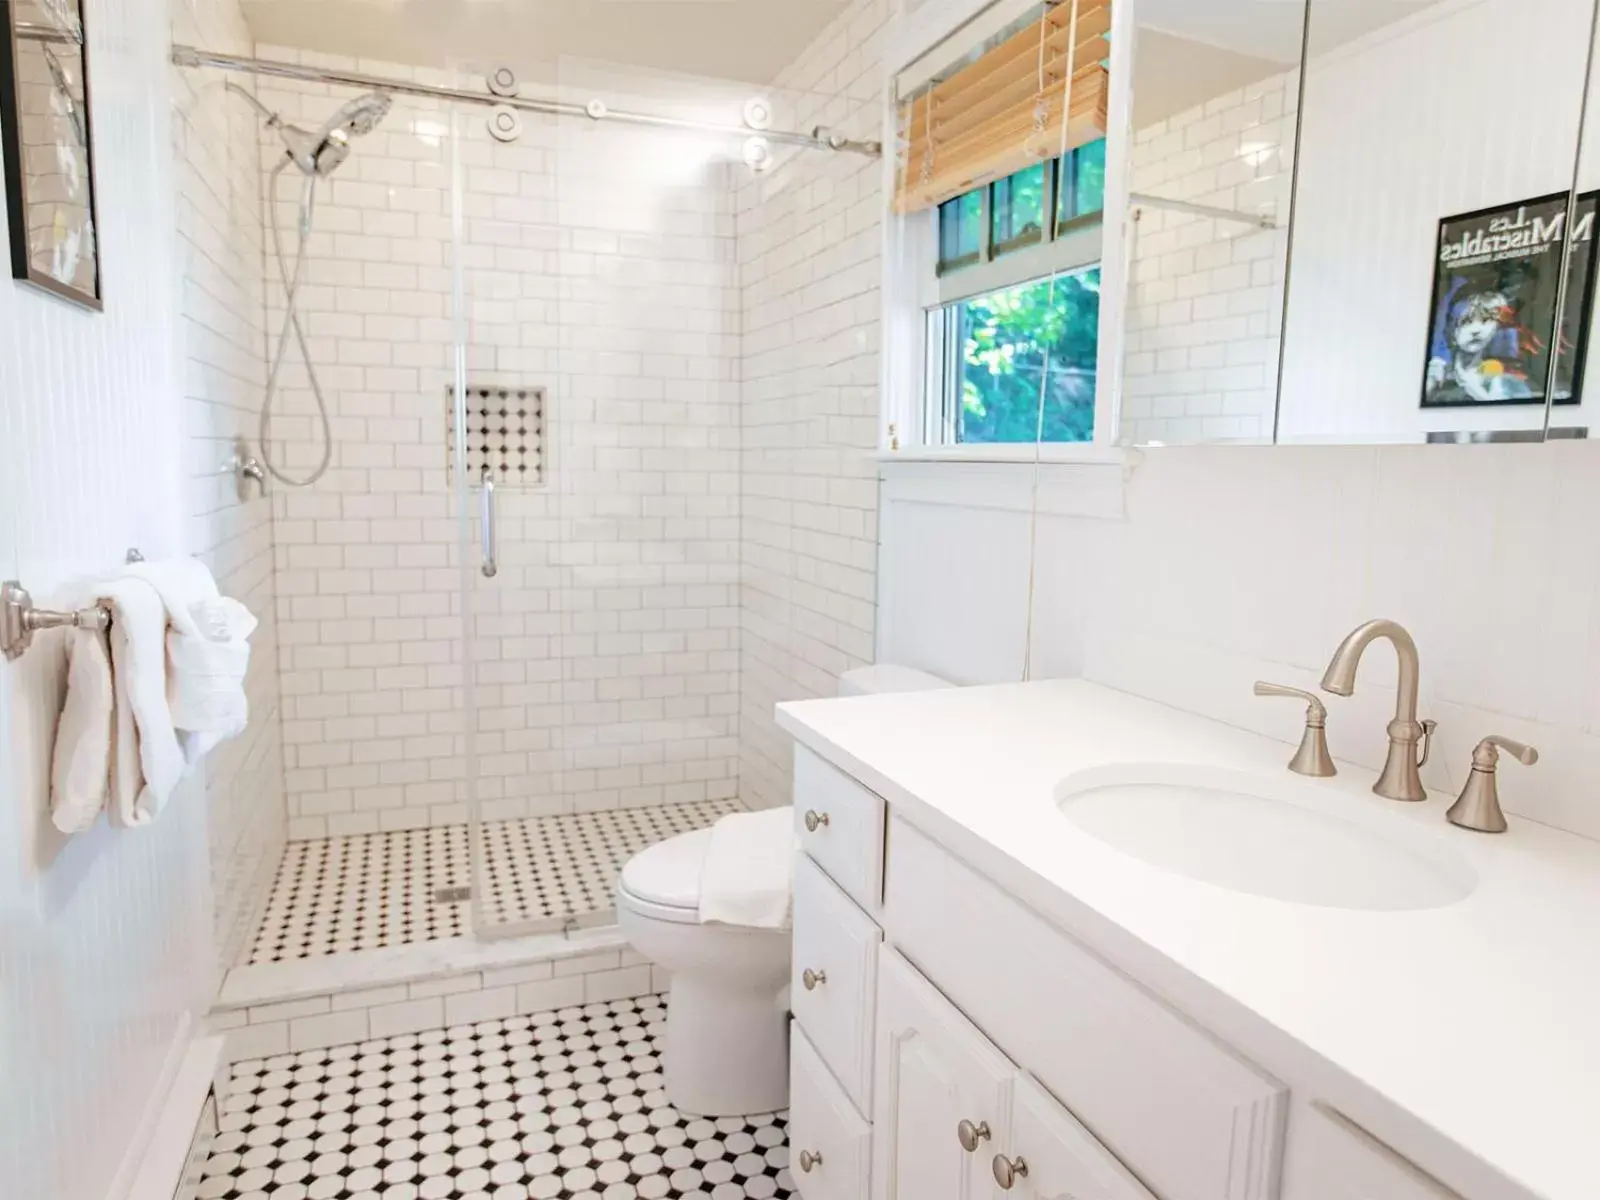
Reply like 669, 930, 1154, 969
118, 1024, 226, 1200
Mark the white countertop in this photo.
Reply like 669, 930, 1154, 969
776, 679, 1600, 1200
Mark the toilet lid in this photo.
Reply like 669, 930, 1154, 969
617, 827, 713, 913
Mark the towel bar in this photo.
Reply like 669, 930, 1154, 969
1, 581, 112, 661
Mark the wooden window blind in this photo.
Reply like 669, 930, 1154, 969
896, 0, 1111, 215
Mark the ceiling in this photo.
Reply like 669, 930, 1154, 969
239, 0, 852, 86
1134, 0, 1442, 127
1139, 0, 1440, 65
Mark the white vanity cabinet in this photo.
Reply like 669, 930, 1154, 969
787, 743, 1465, 1200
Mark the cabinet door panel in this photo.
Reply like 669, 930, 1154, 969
872, 950, 1014, 1200
999, 1073, 1157, 1200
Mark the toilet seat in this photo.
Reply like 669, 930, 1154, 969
616, 827, 712, 925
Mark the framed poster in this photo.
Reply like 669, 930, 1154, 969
1421, 191, 1598, 408
0, 0, 102, 310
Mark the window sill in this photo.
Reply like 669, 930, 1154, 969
872, 443, 1140, 467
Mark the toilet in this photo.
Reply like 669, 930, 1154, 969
615, 662, 953, 1116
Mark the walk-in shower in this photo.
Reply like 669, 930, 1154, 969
168, 40, 879, 981
227, 83, 394, 487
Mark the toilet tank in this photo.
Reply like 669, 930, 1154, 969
838, 664, 954, 697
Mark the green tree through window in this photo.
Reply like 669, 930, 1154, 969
956, 267, 1100, 443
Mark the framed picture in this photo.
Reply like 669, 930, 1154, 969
0, 0, 101, 310
1421, 191, 1598, 409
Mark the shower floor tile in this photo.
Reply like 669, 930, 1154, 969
249, 800, 744, 965
199, 994, 796, 1200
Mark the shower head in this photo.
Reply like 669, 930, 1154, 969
270, 90, 393, 177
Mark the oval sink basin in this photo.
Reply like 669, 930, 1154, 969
1056, 764, 1477, 911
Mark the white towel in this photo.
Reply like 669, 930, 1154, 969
97, 575, 187, 825
127, 557, 256, 755
50, 626, 114, 833
697, 806, 797, 930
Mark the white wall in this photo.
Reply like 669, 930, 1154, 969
0, 0, 240, 1195
736, 0, 886, 810
256, 51, 744, 837
1279, 0, 1596, 441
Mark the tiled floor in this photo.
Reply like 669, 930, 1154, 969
250, 801, 745, 965
197, 995, 796, 1200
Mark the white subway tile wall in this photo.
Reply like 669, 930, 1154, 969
173, 0, 289, 981
736, 0, 886, 810
254, 55, 745, 840
1121, 72, 1296, 445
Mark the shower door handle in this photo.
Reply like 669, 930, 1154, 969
479, 469, 498, 578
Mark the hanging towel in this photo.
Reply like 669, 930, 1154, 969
49, 625, 114, 833
697, 806, 797, 930
127, 557, 256, 757
98, 575, 186, 825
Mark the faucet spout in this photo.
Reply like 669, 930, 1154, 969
1320, 619, 1432, 802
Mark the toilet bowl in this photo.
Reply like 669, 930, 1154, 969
617, 662, 954, 1116
616, 826, 792, 1117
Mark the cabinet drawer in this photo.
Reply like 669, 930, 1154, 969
792, 853, 881, 1113
791, 1024, 872, 1200
884, 817, 1287, 1200
1283, 1103, 1461, 1200
794, 746, 886, 910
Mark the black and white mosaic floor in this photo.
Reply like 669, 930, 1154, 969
249, 800, 744, 964
198, 996, 796, 1200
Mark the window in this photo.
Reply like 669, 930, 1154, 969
991, 163, 1046, 255
929, 266, 1101, 444
935, 140, 1106, 275
926, 139, 1107, 445
938, 190, 983, 272
1058, 138, 1106, 231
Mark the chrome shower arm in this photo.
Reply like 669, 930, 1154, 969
224, 80, 282, 127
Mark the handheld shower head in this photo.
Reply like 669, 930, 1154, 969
270, 90, 393, 177
322, 92, 393, 140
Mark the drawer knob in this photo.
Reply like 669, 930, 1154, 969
804, 809, 830, 832
802, 968, 827, 991
956, 1119, 991, 1154
993, 1154, 1030, 1190
798, 1149, 823, 1173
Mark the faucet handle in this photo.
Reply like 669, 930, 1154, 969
1254, 681, 1336, 777
1446, 734, 1538, 834
1478, 734, 1538, 768
1253, 681, 1327, 717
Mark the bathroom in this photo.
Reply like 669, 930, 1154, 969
1, 0, 1597, 1197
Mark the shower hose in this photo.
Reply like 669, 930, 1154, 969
259, 159, 334, 488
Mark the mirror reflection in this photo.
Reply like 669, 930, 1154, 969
1276, 0, 1595, 444
1118, 0, 1304, 446
2, 0, 100, 308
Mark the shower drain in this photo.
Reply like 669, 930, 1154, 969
432, 885, 471, 904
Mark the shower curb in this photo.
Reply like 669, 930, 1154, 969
206, 926, 662, 1071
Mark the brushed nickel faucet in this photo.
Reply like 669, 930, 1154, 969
1320, 619, 1436, 802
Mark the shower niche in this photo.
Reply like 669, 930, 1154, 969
446, 382, 548, 487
